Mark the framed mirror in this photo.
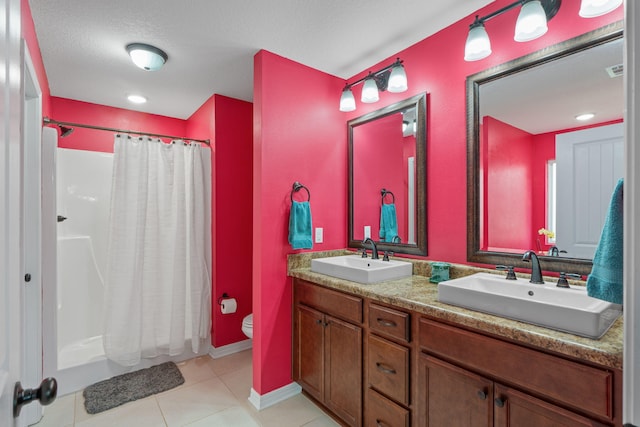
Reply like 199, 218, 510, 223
467, 22, 623, 275
348, 93, 427, 256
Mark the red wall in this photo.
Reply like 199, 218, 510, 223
253, 50, 346, 394
187, 94, 254, 348
50, 97, 187, 153
484, 116, 534, 252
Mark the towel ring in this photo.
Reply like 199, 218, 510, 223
291, 182, 311, 202
381, 188, 395, 204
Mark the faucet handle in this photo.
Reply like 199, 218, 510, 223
496, 265, 517, 280
358, 248, 368, 258
557, 272, 582, 288
382, 251, 394, 261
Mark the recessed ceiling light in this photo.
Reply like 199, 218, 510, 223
575, 113, 595, 121
127, 94, 147, 104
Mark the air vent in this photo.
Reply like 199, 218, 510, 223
606, 64, 623, 78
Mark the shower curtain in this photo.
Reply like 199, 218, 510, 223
103, 135, 211, 366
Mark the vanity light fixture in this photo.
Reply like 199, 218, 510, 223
465, 0, 561, 61
126, 43, 168, 71
579, 0, 623, 18
339, 58, 408, 112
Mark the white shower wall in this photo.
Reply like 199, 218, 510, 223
56, 148, 113, 367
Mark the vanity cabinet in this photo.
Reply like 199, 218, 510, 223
418, 317, 620, 426
291, 276, 622, 427
293, 279, 363, 427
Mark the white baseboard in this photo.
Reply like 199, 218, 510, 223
248, 382, 302, 411
208, 339, 252, 359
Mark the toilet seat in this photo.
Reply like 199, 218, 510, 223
242, 314, 253, 339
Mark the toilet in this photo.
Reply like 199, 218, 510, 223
242, 314, 253, 339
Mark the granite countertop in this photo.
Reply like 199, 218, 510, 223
288, 251, 623, 370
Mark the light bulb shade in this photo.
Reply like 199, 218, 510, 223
514, 0, 548, 42
126, 43, 168, 71
464, 23, 492, 61
387, 63, 408, 93
361, 77, 379, 103
339, 88, 356, 112
579, 0, 622, 17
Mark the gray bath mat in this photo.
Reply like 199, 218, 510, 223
83, 361, 185, 414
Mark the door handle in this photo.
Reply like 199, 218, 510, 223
13, 378, 57, 418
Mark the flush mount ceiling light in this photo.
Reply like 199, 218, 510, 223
126, 43, 168, 71
579, 0, 623, 18
339, 58, 408, 112
127, 94, 148, 104
465, 0, 561, 61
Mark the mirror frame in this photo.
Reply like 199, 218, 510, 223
348, 92, 428, 256
467, 21, 623, 275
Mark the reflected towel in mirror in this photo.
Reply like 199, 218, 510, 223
380, 203, 398, 243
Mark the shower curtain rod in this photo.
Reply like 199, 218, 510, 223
43, 117, 211, 145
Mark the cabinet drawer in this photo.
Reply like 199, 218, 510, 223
366, 389, 409, 427
368, 303, 410, 343
419, 318, 614, 420
295, 279, 362, 324
368, 334, 409, 406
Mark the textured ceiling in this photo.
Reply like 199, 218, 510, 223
29, 0, 493, 119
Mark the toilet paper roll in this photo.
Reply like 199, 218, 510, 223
220, 298, 237, 314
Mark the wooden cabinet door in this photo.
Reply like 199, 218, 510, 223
325, 315, 363, 427
418, 354, 493, 427
294, 304, 325, 402
494, 384, 609, 427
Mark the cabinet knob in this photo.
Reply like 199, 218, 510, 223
494, 397, 506, 408
477, 390, 487, 400
315, 319, 322, 325
376, 420, 390, 427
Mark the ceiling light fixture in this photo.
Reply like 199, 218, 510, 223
575, 113, 595, 121
339, 58, 408, 112
465, 0, 561, 61
126, 43, 168, 71
127, 94, 148, 104
579, 0, 623, 18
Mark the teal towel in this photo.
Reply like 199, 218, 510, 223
587, 178, 623, 304
288, 201, 313, 250
379, 203, 398, 243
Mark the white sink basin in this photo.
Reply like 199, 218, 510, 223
437, 272, 622, 339
311, 255, 412, 284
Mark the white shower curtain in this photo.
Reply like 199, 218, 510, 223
103, 135, 212, 366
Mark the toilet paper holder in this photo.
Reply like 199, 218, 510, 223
217, 293, 232, 305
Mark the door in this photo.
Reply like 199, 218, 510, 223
418, 354, 493, 427
493, 384, 608, 427
324, 315, 362, 427
556, 123, 624, 259
293, 305, 325, 402
1, 0, 26, 424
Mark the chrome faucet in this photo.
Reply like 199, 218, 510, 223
363, 238, 379, 260
522, 250, 544, 284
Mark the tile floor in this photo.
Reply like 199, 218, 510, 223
33, 350, 340, 427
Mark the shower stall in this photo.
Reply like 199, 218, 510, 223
42, 128, 209, 396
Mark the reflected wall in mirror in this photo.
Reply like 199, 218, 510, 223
467, 22, 623, 274
349, 93, 427, 256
